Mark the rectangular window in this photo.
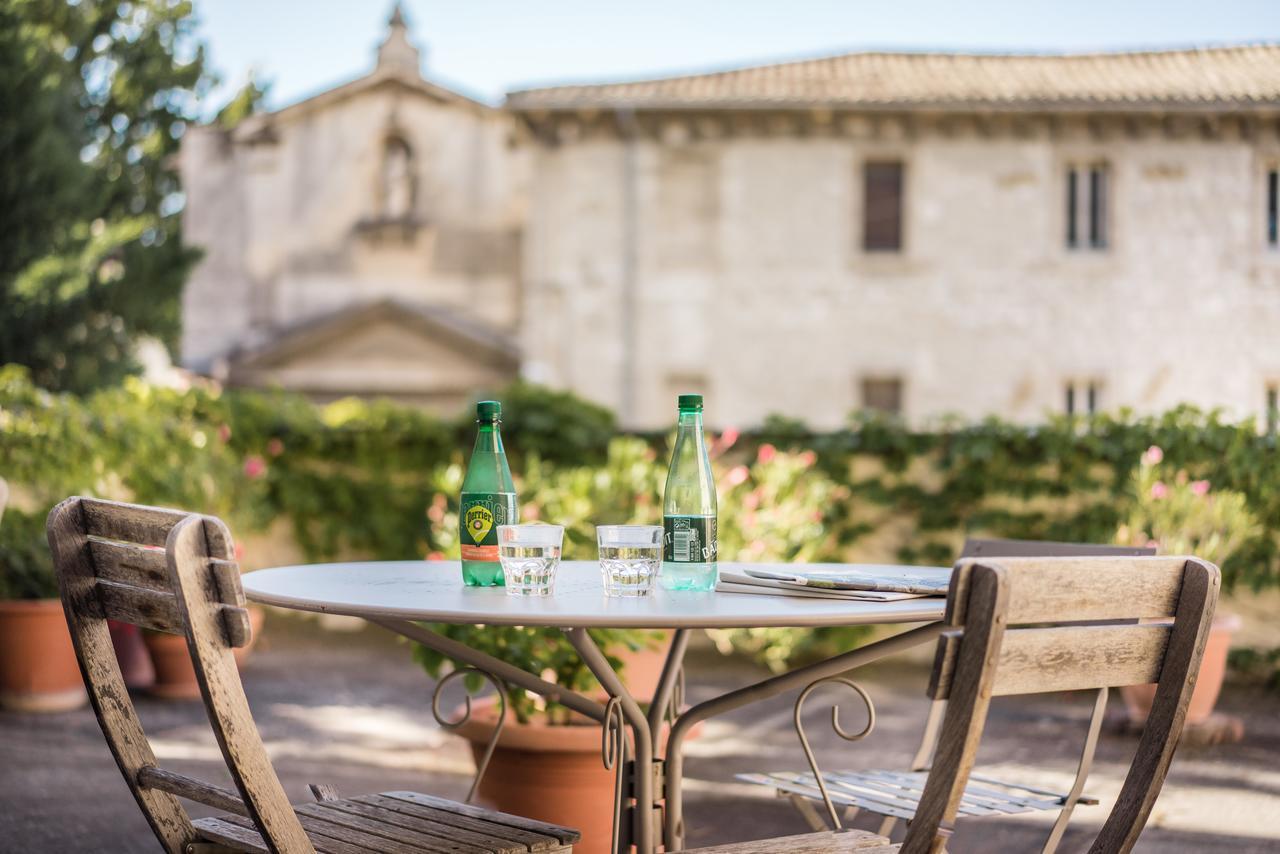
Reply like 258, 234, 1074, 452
1067, 163, 1108, 250
1065, 381, 1100, 415
863, 162, 904, 252
1268, 169, 1278, 247
861, 377, 903, 415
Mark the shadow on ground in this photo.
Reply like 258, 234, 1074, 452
2, 612, 1277, 852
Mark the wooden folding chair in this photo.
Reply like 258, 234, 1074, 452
692, 552, 1217, 854
742, 539, 1154, 853
48, 497, 580, 854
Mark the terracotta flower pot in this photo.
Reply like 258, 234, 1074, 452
143, 605, 265, 700
232, 605, 267, 669
1120, 613, 1241, 726
0, 599, 87, 712
109, 620, 155, 690
451, 699, 622, 854
143, 631, 202, 700
614, 630, 674, 703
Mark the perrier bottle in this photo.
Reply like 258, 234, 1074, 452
459, 400, 517, 586
661, 394, 718, 591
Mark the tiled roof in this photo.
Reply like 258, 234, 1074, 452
506, 45, 1280, 112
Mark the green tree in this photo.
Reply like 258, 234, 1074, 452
0, 0, 210, 393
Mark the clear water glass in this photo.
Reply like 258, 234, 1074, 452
597, 525, 662, 597
497, 524, 564, 596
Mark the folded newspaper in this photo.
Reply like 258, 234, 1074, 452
715, 564, 951, 601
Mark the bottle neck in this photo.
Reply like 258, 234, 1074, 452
676, 410, 703, 430
473, 420, 504, 453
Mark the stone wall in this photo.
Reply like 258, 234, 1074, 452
180, 79, 526, 375
521, 121, 1280, 429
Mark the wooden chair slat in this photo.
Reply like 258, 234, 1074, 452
292, 811, 431, 854
81, 497, 189, 546
89, 538, 170, 591
95, 578, 185, 634
950, 556, 1186, 625
215, 815, 367, 854
382, 791, 582, 845
677, 829, 892, 853
357, 794, 566, 850
137, 766, 248, 817
190, 818, 272, 854
319, 801, 528, 853
295, 804, 464, 854
930, 624, 1171, 699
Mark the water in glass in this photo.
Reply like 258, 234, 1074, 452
497, 525, 563, 596
597, 525, 662, 597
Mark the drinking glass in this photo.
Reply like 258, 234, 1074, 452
596, 525, 663, 597
497, 524, 564, 596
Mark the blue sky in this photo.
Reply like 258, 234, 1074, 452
194, 0, 1280, 113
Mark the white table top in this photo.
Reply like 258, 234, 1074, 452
241, 561, 949, 629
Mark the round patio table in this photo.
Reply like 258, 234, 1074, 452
242, 560, 949, 854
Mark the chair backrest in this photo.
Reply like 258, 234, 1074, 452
47, 497, 313, 854
902, 554, 1219, 854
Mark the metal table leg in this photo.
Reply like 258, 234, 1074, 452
662, 622, 945, 850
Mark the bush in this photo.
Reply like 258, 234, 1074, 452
2, 366, 1278, 686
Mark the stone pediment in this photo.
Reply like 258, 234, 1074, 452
227, 300, 518, 407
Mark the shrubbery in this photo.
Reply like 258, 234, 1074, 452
1, 365, 1277, 676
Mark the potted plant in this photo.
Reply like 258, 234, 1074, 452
415, 624, 664, 854
0, 491, 87, 713
1114, 445, 1257, 741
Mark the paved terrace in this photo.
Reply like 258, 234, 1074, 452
2, 615, 1277, 853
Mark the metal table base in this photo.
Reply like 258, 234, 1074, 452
371, 616, 944, 854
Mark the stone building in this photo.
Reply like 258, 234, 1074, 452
181, 9, 1280, 428
508, 46, 1280, 429
180, 6, 523, 409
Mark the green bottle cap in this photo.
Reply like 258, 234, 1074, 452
677, 394, 703, 411
476, 400, 502, 422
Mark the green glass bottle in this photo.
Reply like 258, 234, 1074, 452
459, 400, 517, 586
661, 394, 718, 591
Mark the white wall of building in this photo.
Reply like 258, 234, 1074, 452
521, 123, 1280, 429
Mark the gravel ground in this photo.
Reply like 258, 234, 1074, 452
2, 613, 1278, 853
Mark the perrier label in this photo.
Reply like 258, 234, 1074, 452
458, 401, 517, 586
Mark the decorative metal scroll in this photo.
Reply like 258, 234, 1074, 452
793, 676, 877, 830
431, 666, 509, 803
601, 696, 628, 854
664, 666, 686, 727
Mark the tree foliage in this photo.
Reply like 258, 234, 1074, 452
0, 0, 209, 393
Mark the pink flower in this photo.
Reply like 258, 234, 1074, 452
1145, 539, 1160, 550
243, 455, 267, 479
743, 490, 761, 511
217, 424, 232, 443
266, 438, 285, 457
1191, 480, 1211, 496
757, 443, 777, 464
524, 504, 541, 521
426, 551, 445, 561
234, 542, 245, 561
727, 465, 750, 486
426, 500, 445, 523
1150, 481, 1168, 500
811, 510, 823, 522
718, 427, 741, 451
798, 450, 817, 467
1142, 445, 1164, 466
